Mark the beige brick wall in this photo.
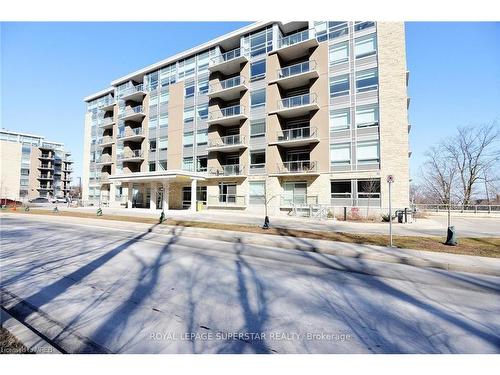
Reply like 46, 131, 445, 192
82, 112, 92, 202
0, 141, 22, 200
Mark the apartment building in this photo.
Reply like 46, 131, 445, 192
83, 21, 410, 216
0, 129, 73, 201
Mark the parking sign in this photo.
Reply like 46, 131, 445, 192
386, 175, 394, 183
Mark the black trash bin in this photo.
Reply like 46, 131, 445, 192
397, 210, 403, 223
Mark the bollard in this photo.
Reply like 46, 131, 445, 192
53, 207, 59, 213
159, 211, 165, 223
343, 207, 347, 221
262, 215, 270, 229
25, 206, 30, 212
96, 208, 103, 216
404, 208, 408, 223
445, 226, 458, 246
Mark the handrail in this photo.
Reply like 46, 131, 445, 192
209, 76, 245, 92
119, 105, 144, 119
278, 28, 316, 49
278, 60, 317, 79
277, 126, 317, 141
118, 127, 144, 139
208, 134, 244, 148
278, 160, 317, 173
210, 47, 249, 65
278, 93, 317, 109
119, 83, 144, 97
209, 164, 244, 176
209, 105, 245, 120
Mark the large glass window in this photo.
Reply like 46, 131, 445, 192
183, 131, 194, 147
251, 89, 266, 108
197, 104, 208, 120
196, 156, 207, 172
330, 75, 350, 97
182, 157, 193, 171
159, 114, 168, 128
218, 183, 237, 203
196, 129, 208, 145
184, 84, 195, 98
250, 150, 266, 169
357, 140, 379, 164
330, 108, 351, 131
198, 79, 209, 95
149, 139, 157, 152
249, 181, 265, 205
247, 27, 273, 57
356, 68, 378, 93
197, 51, 210, 72
329, 42, 349, 65
356, 104, 379, 128
250, 60, 266, 81
149, 162, 156, 172
357, 179, 381, 198
158, 137, 168, 151
355, 34, 377, 58
250, 119, 266, 136
183, 106, 194, 123
330, 143, 351, 166
331, 180, 352, 199
178, 57, 195, 80
283, 182, 307, 205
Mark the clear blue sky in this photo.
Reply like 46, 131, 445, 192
1, 22, 499, 182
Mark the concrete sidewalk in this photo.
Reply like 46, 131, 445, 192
21, 205, 500, 238
4, 212, 500, 277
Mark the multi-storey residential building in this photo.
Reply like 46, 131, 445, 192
0, 129, 74, 201
83, 21, 410, 216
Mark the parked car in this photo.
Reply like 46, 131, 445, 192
29, 197, 50, 203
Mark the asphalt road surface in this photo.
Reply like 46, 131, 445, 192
1, 215, 499, 353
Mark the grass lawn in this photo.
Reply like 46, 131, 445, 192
0, 327, 32, 354
7, 209, 500, 258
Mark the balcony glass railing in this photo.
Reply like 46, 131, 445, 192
277, 127, 317, 142
210, 47, 248, 65
119, 83, 144, 98
118, 105, 144, 119
278, 93, 317, 110
209, 164, 244, 176
120, 150, 143, 159
209, 105, 245, 121
100, 117, 115, 126
278, 61, 317, 79
278, 160, 317, 174
208, 134, 244, 148
118, 127, 144, 139
278, 29, 316, 49
210, 76, 245, 93
97, 154, 112, 163
98, 136, 114, 145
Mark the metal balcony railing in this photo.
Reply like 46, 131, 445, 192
39, 163, 53, 169
119, 150, 144, 160
210, 47, 248, 66
278, 61, 317, 79
97, 136, 114, 145
278, 28, 316, 49
277, 126, 317, 142
39, 154, 54, 159
209, 164, 244, 176
209, 76, 246, 93
118, 127, 144, 139
278, 161, 317, 174
100, 117, 115, 127
207, 195, 246, 206
278, 93, 317, 110
208, 134, 245, 148
39, 174, 53, 179
119, 83, 144, 98
118, 105, 144, 119
209, 105, 246, 121
97, 154, 112, 163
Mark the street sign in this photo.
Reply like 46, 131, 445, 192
387, 175, 394, 183
387, 175, 394, 247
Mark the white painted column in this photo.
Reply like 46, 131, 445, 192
127, 183, 133, 208
190, 179, 197, 212
162, 181, 169, 211
150, 182, 157, 210
109, 183, 116, 207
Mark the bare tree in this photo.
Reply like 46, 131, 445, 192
420, 145, 457, 204
442, 122, 500, 206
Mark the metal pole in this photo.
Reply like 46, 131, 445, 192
447, 196, 451, 228
389, 181, 393, 247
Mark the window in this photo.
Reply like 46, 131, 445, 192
331, 180, 352, 199
218, 183, 236, 203
356, 104, 379, 127
196, 156, 207, 172
149, 162, 156, 172
182, 157, 193, 171
250, 60, 266, 81
196, 129, 208, 145
178, 57, 195, 79
330, 108, 351, 131
251, 89, 266, 108
356, 68, 378, 93
357, 179, 381, 198
283, 182, 307, 205
197, 51, 210, 72
250, 150, 266, 170
247, 28, 273, 57
198, 79, 209, 95
159, 114, 168, 128
330, 75, 350, 97
183, 131, 194, 147
149, 114, 158, 129
197, 104, 208, 120
185, 84, 195, 98
329, 42, 349, 65
249, 181, 265, 204
149, 139, 157, 152
158, 137, 168, 151
160, 90, 170, 103
330, 143, 351, 166
158, 161, 168, 171
355, 34, 377, 58
251, 119, 266, 136
357, 141, 379, 164
354, 21, 375, 32
183, 106, 194, 123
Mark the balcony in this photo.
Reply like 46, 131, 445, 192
100, 172, 110, 184
207, 195, 246, 208
38, 174, 53, 180
62, 165, 73, 172
208, 164, 245, 178
39, 154, 54, 160
38, 163, 53, 170
119, 83, 146, 102
276, 29, 319, 60
270, 126, 319, 148
208, 76, 248, 101
207, 134, 246, 153
97, 136, 114, 148
96, 154, 113, 165
209, 47, 249, 75
99, 117, 116, 129
270, 93, 319, 118
118, 105, 145, 122
62, 175, 72, 182
119, 149, 144, 162
117, 127, 145, 142
38, 185, 53, 191
207, 105, 247, 126
100, 96, 115, 111
271, 61, 319, 89
273, 160, 319, 176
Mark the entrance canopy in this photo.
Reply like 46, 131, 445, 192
108, 170, 206, 184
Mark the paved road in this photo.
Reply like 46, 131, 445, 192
49, 206, 500, 237
1, 215, 499, 353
